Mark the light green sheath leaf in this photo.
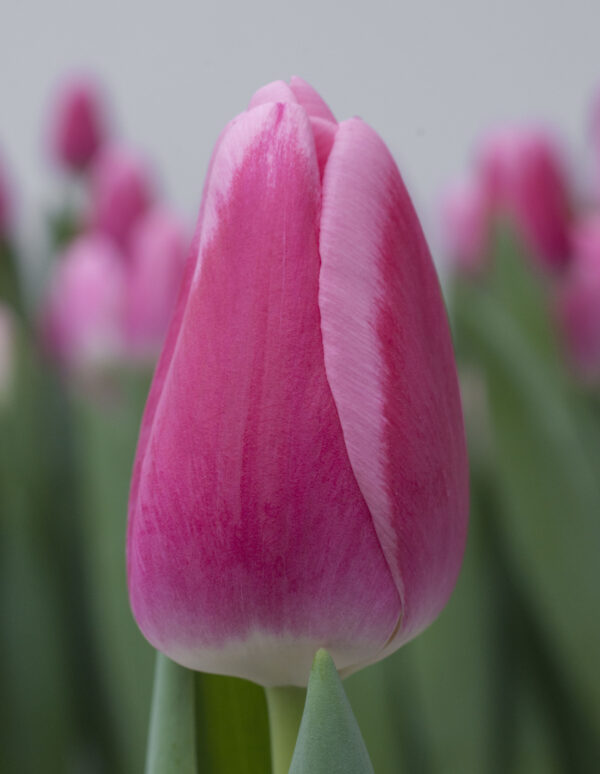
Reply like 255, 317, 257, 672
289, 650, 374, 774
146, 653, 197, 774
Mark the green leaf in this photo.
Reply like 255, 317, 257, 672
195, 673, 272, 774
0, 328, 103, 773
146, 654, 198, 774
76, 370, 155, 773
289, 649, 374, 774
453, 274, 600, 732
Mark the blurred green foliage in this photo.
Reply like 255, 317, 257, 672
1, 229, 599, 773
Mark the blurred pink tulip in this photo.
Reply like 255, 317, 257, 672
50, 76, 106, 171
478, 127, 571, 270
127, 78, 469, 687
0, 304, 15, 403
440, 175, 491, 275
557, 216, 600, 379
123, 207, 187, 358
42, 233, 125, 370
0, 151, 14, 237
89, 144, 153, 246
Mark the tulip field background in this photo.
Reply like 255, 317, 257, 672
2, 2, 600, 773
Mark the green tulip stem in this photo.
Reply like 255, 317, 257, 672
145, 653, 198, 774
265, 685, 307, 774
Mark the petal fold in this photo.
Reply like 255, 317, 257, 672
319, 118, 469, 646
290, 76, 337, 123
248, 80, 298, 109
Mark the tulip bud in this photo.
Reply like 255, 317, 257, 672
477, 127, 572, 270
89, 144, 153, 246
42, 233, 125, 371
0, 151, 14, 238
49, 76, 106, 171
127, 79, 468, 687
440, 175, 491, 275
0, 303, 15, 404
557, 216, 600, 380
123, 207, 188, 359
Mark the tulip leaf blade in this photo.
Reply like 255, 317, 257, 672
145, 653, 198, 774
289, 649, 374, 774
453, 269, 600, 735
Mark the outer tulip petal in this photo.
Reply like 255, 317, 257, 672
290, 76, 337, 123
128, 103, 400, 686
319, 118, 469, 648
248, 80, 298, 109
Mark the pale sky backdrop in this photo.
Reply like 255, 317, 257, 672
1, 0, 599, 256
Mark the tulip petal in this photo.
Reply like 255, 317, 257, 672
310, 117, 337, 179
128, 104, 400, 686
290, 76, 337, 123
248, 80, 298, 109
319, 118, 468, 647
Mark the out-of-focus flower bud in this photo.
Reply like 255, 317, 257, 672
123, 207, 187, 359
89, 144, 153, 247
557, 216, 600, 380
440, 175, 491, 275
127, 78, 469, 687
50, 76, 106, 171
0, 303, 15, 404
0, 151, 14, 238
42, 233, 125, 371
478, 127, 572, 270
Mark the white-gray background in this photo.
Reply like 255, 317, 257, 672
1, 0, 599, 249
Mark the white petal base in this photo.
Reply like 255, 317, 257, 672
164, 629, 389, 688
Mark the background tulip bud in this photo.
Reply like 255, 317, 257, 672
127, 79, 468, 687
440, 175, 491, 275
89, 144, 153, 246
123, 206, 187, 358
557, 216, 600, 379
0, 151, 14, 238
478, 127, 572, 270
42, 233, 125, 370
50, 76, 106, 171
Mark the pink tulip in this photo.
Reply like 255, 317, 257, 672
0, 151, 14, 237
50, 76, 106, 171
0, 304, 15, 403
477, 127, 571, 270
89, 144, 153, 246
440, 175, 491, 275
557, 216, 600, 379
123, 207, 187, 358
127, 78, 468, 687
42, 233, 125, 370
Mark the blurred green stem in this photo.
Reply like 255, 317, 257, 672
265, 686, 306, 774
